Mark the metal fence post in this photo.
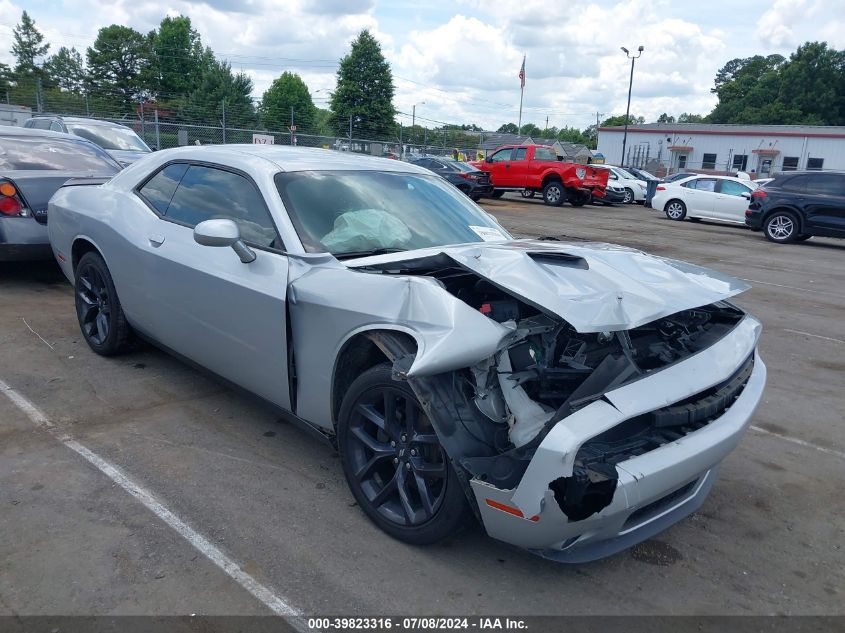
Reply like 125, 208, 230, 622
154, 109, 161, 151
140, 96, 146, 142
221, 99, 227, 144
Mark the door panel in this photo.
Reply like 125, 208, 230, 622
713, 179, 753, 222
136, 162, 291, 409
485, 148, 513, 187
507, 147, 529, 188
146, 223, 291, 408
803, 174, 845, 234
682, 178, 717, 217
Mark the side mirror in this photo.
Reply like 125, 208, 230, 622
194, 218, 256, 263
485, 156, 493, 163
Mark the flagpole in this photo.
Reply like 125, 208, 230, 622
518, 54, 525, 134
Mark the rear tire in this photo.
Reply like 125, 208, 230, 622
764, 211, 799, 243
569, 191, 590, 207
491, 190, 505, 199
521, 190, 535, 199
74, 251, 133, 356
664, 199, 687, 221
469, 193, 482, 202
542, 181, 565, 207
337, 363, 473, 545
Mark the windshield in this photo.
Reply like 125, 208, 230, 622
0, 135, 122, 172
275, 170, 510, 257
613, 167, 640, 180
67, 123, 150, 152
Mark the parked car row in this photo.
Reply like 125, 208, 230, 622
649, 171, 845, 243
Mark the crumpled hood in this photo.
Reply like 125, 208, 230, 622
348, 239, 750, 333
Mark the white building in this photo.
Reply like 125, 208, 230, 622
597, 123, 845, 177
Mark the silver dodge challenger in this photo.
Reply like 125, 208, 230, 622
48, 146, 766, 562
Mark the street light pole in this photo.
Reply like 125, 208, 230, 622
620, 45, 644, 167
411, 102, 425, 150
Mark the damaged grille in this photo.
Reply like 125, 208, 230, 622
550, 354, 753, 522
578, 354, 754, 466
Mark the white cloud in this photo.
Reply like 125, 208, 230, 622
2, 0, 843, 131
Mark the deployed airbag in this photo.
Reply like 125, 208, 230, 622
321, 209, 412, 252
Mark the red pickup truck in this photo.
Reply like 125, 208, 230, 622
471, 144, 607, 206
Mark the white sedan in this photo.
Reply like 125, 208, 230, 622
593, 165, 647, 203
652, 175, 758, 224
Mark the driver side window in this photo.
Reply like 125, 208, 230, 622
489, 148, 512, 163
151, 163, 281, 250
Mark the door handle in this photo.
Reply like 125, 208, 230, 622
148, 234, 165, 246
505, 164, 510, 169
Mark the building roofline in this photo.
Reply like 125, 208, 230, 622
598, 124, 845, 140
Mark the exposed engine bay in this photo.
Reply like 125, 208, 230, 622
361, 255, 749, 522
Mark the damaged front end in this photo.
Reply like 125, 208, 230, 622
354, 243, 765, 560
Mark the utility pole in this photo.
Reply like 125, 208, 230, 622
545, 115, 549, 136
221, 99, 227, 144
85, 92, 90, 116
620, 45, 644, 167
36, 77, 43, 113
348, 115, 352, 143
399, 122, 403, 158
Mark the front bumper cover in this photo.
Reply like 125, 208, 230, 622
471, 315, 765, 562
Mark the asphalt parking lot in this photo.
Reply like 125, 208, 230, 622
1, 195, 843, 617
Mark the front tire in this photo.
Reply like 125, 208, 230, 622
623, 188, 635, 204
337, 363, 472, 545
74, 251, 133, 356
664, 199, 687, 220
764, 211, 800, 243
542, 181, 564, 207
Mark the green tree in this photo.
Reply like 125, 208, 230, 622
656, 112, 675, 123
497, 123, 518, 134
600, 114, 645, 127
183, 59, 255, 128
260, 72, 316, 131
0, 63, 13, 92
557, 126, 591, 145
520, 123, 542, 136
708, 54, 786, 123
44, 47, 87, 92
330, 30, 396, 138
677, 112, 705, 123
87, 25, 155, 111
151, 16, 210, 97
778, 42, 845, 125
12, 10, 49, 79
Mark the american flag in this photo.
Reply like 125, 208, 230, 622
519, 55, 525, 88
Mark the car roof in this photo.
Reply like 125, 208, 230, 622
135, 144, 433, 174
1, 126, 86, 141
29, 115, 131, 129
771, 170, 845, 177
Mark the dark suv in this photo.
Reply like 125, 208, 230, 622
745, 171, 845, 243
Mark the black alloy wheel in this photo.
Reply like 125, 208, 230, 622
338, 363, 471, 544
74, 251, 133, 355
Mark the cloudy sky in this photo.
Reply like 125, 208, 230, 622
1, 0, 844, 131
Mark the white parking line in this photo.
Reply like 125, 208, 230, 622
750, 425, 845, 460
0, 378, 308, 628
783, 329, 845, 345
740, 277, 845, 298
